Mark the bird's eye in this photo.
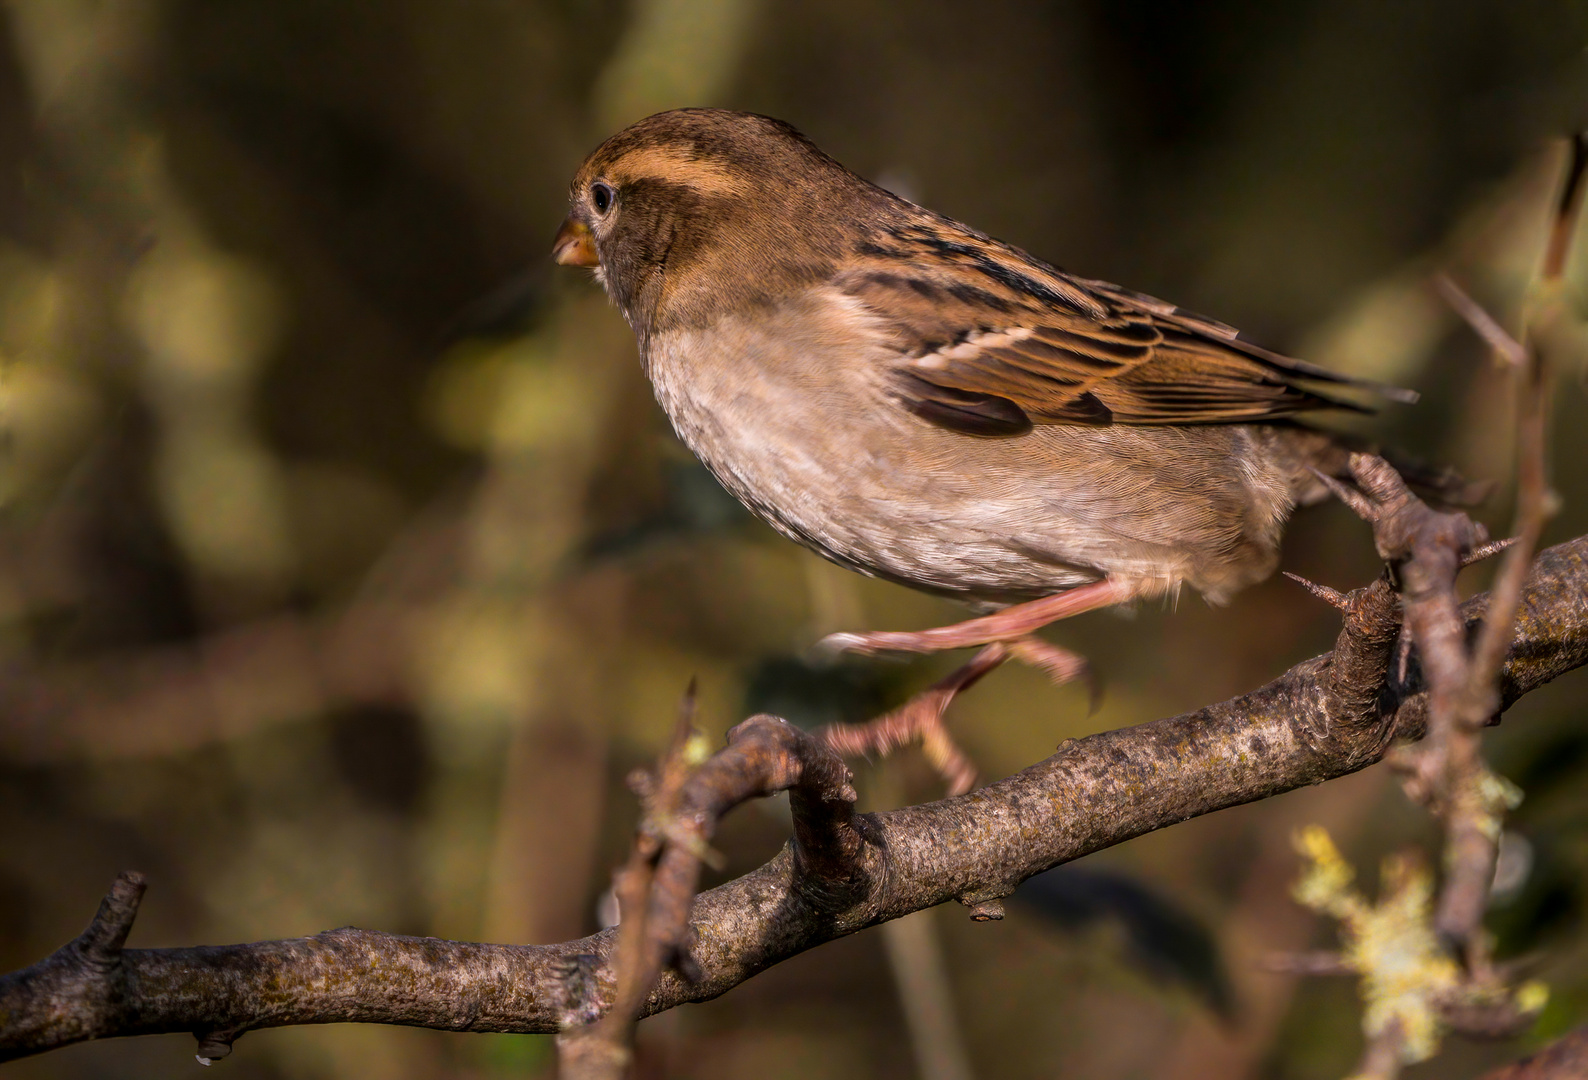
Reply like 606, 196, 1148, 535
590, 181, 614, 215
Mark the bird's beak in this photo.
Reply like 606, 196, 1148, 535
552, 216, 598, 267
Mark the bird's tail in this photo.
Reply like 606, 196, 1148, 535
1260, 423, 1488, 509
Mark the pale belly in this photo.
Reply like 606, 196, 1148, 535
642, 296, 1293, 606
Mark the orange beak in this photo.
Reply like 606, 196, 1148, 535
552, 216, 598, 267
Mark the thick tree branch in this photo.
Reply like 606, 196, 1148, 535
2, 534, 1586, 1063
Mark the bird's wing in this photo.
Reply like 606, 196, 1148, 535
836, 218, 1413, 437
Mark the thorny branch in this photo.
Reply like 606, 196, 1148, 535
1283, 133, 1588, 1080
1, 528, 1585, 1066
1427, 133, 1583, 959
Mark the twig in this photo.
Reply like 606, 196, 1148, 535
1541, 133, 1588, 282
1432, 275, 1527, 368
558, 688, 707, 1078
872, 767, 976, 1080
1286, 132, 1586, 1080
1336, 457, 1504, 950
1477, 1024, 1588, 1079
882, 911, 976, 1080
557, 696, 865, 1079
1354, 1018, 1407, 1080
1259, 951, 1356, 976
1421, 132, 1581, 957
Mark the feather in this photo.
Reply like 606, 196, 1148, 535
837, 218, 1414, 431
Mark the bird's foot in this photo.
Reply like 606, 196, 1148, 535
820, 643, 1009, 796
1006, 636, 1100, 712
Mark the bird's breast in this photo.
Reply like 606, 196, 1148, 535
644, 289, 918, 568
640, 288, 1290, 604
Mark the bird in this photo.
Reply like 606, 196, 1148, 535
552, 108, 1428, 786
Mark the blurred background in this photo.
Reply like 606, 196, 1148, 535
2, 1, 1587, 1077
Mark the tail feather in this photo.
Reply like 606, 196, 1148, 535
1261, 424, 1487, 509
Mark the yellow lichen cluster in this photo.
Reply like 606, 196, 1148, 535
1292, 826, 1548, 1075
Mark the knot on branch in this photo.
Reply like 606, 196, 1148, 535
194, 1028, 243, 1066
1287, 451, 1501, 760
1309, 575, 1406, 751
553, 953, 606, 1030
958, 897, 1006, 922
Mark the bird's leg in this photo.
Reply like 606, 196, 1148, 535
817, 581, 1129, 791
820, 643, 1009, 796
820, 578, 1133, 659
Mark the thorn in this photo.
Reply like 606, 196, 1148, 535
1544, 130, 1588, 282
1259, 950, 1355, 976
1084, 671, 1104, 717
1433, 273, 1526, 367
674, 677, 699, 737
1461, 537, 1518, 567
1282, 571, 1351, 610
1309, 467, 1377, 520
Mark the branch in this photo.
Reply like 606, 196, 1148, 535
3, 534, 1586, 1063
558, 707, 865, 1077
1417, 133, 1581, 958
1478, 1025, 1588, 1080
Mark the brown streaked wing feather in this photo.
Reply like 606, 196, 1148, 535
836, 219, 1408, 430
1079, 276, 1421, 404
903, 316, 1353, 426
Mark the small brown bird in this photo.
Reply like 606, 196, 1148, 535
553, 108, 1418, 756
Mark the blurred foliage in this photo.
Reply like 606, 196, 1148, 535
0, 1, 1586, 1078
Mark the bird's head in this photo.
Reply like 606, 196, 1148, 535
554, 109, 894, 334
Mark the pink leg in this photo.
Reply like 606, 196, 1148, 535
820, 578, 1135, 656
818, 582, 1131, 791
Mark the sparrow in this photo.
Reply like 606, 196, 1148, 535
552, 108, 1419, 716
